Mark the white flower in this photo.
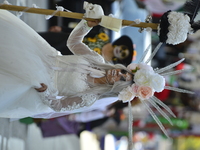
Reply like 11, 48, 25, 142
118, 86, 135, 103
127, 63, 153, 73
138, 63, 154, 72
134, 70, 153, 87
125, 62, 166, 102
166, 12, 191, 45
150, 73, 165, 92
134, 69, 165, 92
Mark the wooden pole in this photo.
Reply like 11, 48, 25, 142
0, 4, 159, 29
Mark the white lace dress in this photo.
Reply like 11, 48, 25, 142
0, 10, 112, 119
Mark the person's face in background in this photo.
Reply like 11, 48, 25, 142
113, 45, 130, 60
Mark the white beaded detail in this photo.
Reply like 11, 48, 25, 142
80, 93, 98, 106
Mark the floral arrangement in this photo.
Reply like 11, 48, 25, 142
158, 11, 192, 45
117, 44, 193, 145
157, 0, 200, 45
118, 63, 165, 102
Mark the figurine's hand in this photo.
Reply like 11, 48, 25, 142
35, 83, 47, 92
87, 20, 100, 27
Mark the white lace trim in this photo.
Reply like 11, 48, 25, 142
81, 93, 98, 106
39, 89, 54, 106
39, 72, 98, 112
39, 89, 98, 112
60, 93, 97, 112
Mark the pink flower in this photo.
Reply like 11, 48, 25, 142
131, 84, 139, 95
137, 86, 154, 100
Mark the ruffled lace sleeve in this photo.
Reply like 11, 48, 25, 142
39, 88, 98, 112
67, 19, 105, 63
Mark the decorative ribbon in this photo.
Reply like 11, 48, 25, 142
45, 6, 72, 20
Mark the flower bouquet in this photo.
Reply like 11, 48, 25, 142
158, 0, 200, 45
118, 41, 194, 149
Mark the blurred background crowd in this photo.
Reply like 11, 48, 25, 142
1, 0, 200, 150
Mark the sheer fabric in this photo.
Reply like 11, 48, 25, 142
0, 10, 112, 119
40, 20, 105, 112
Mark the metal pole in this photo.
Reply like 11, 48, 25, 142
0, 4, 159, 29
